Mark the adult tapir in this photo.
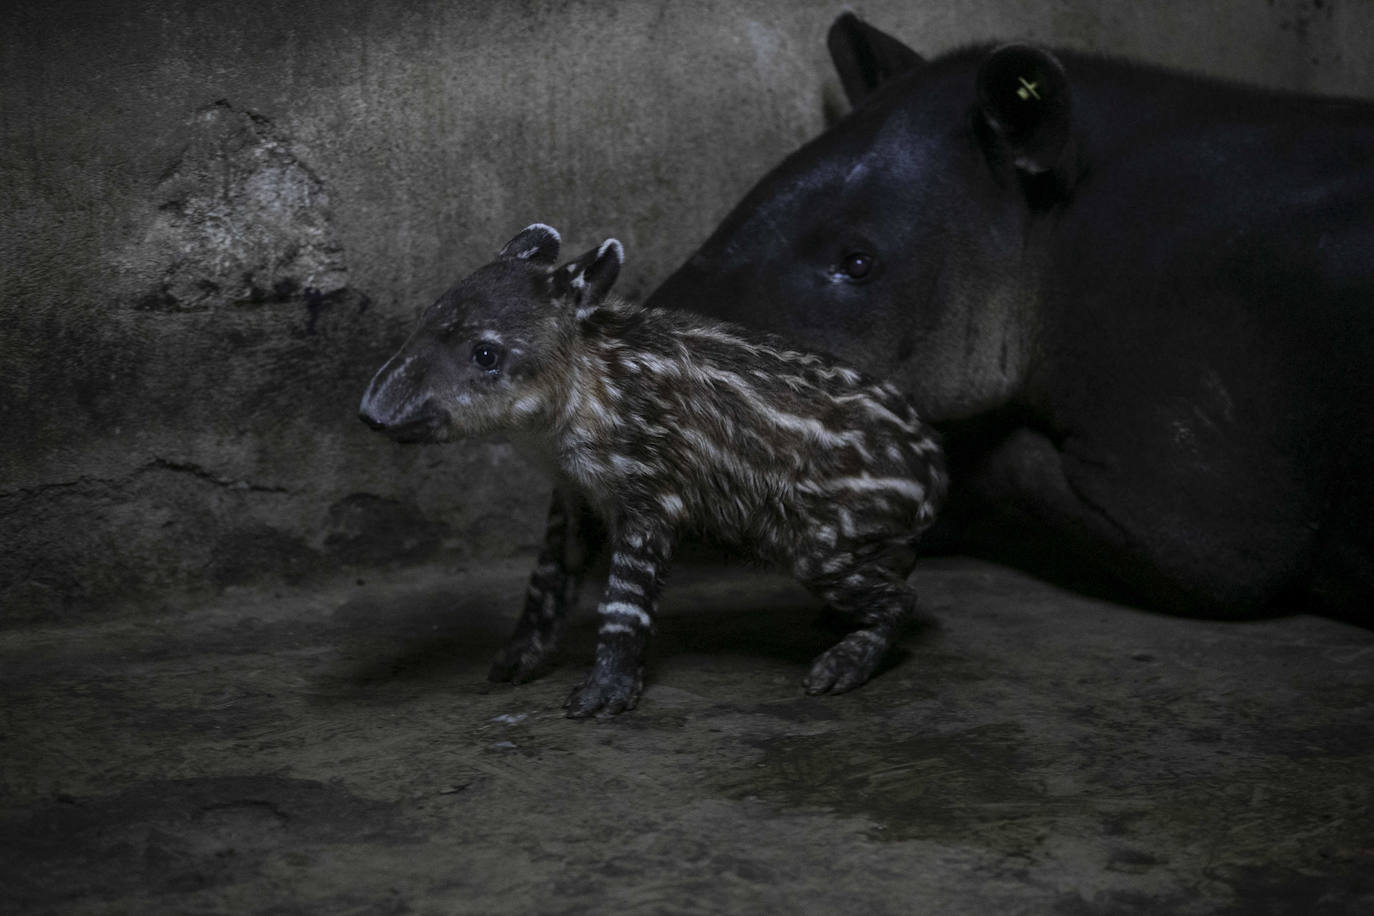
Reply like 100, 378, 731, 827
648, 14, 1374, 620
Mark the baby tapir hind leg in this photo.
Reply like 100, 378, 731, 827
798, 542, 920, 695
489, 488, 605, 684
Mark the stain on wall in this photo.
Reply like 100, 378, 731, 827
132, 100, 347, 311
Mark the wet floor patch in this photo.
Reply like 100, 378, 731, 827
720, 722, 1050, 847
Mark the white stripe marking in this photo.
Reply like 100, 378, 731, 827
825, 476, 927, 503
615, 553, 657, 574
607, 575, 644, 597
512, 393, 544, 416
601, 601, 651, 627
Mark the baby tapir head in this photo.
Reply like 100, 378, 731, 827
359, 224, 624, 441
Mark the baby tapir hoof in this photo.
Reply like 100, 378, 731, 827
487, 637, 555, 685
803, 626, 895, 695
565, 663, 644, 718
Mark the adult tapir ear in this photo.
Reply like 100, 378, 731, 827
498, 223, 562, 264
976, 44, 1074, 178
554, 238, 623, 307
827, 13, 925, 108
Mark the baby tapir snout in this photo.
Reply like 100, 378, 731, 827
358, 344, 453, 442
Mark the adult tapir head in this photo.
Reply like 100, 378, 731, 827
649, 14, 1077, 423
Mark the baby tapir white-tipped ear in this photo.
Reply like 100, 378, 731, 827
499, 223, 562, 264
554, 238, 623, 306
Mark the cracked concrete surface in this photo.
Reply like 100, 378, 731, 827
2, 557, 1370, 913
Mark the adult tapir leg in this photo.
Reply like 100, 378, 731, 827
489, 487, 605, 683
930, 423, 1150, 607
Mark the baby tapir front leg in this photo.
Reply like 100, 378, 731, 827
564, 519, 672, 718
489, 488, 604, 684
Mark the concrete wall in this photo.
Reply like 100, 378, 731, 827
3, 0, 1372, 620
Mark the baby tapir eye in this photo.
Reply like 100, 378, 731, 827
472, 342, 503, 371
838, 251, 876, 281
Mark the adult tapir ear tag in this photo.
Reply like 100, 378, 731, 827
554, 238, 623, 310
499, 223, 562, 264
976, 44, 1074, 179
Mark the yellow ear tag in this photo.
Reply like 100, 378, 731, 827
1016, 77, 1041, 101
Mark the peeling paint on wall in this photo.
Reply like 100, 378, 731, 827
132, 101, 347, 311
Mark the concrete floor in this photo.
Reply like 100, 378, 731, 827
2, 556, 1371, 914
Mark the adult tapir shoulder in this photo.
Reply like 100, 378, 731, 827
649, 13, 1374, 621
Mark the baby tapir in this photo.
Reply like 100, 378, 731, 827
359, 224, 948, 717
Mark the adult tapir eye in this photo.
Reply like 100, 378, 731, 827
472, 342, 503, 371
838, 251, 876, 281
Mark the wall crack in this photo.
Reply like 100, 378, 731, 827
1, 460, 292, 501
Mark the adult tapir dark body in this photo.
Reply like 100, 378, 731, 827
649, 14, 1374, 620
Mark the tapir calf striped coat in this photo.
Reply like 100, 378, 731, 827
359, 224, 948, 717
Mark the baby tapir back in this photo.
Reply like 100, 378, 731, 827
361, 224, 948, 716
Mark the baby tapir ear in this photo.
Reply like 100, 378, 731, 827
554, 238, 623, 307
499, 223, 562, 264
976, 44, 1074, 179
